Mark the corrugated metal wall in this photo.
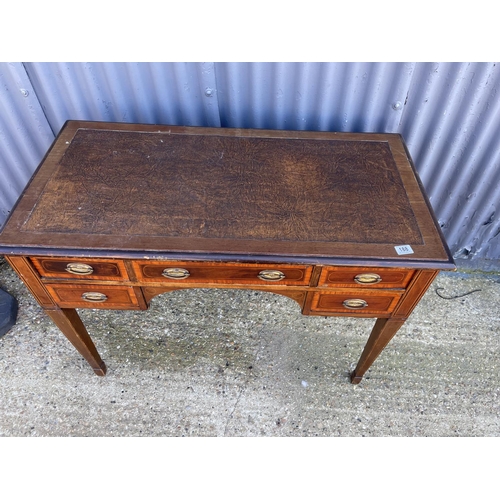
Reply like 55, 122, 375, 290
0, 63, 54, 220
1, 62, 499, 267
399, 62, 500, 263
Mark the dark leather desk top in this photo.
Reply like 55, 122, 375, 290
0, 121, 454, 269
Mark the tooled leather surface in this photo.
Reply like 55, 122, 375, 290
23, 130, 422, 245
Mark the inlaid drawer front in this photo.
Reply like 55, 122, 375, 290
132, 261, 313, 285
45, 284, 141, 309
318, 266, 414, 288
309, 290, 403, 315
31, 257, 129, 281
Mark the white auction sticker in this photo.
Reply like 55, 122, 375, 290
395, 245, 414, 255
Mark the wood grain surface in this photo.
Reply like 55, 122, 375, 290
0, 122, 456, 383
0, 121, 454, 266
23, 129, 422, 245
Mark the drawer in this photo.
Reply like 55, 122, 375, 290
45, 284, 142, 309
132, 261, 313, 285
318, 266, 414, 288
31, 257, 129, 281
308, 289, 403, 316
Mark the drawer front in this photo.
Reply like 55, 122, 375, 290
132, 261, 312, 285
45, 284, 141, 309
318, 266, 414, 288
31, 257, 129, 281
309, 290, 403, 315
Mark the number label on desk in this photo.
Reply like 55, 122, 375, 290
395, 245, 414, 255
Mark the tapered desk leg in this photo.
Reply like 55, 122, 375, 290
350, 317, 406, 384
45, 308, 107, 376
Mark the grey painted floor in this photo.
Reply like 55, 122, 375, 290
0, 257, 499, 437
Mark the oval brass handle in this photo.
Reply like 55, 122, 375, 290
81, 292, 108, 303
354, 273, 382, 284
258, 270, 285, 281
66, 262, 94, 275
343, 299, 368, 309
162, 268, 190, 279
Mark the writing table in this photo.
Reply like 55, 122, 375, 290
0, 121, 455, 383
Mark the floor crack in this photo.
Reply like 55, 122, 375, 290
223, 382, 246, 436
223, 331, 268, 436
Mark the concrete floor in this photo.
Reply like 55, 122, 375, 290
0, 257, 499, 437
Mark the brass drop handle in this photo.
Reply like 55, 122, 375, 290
162, 268, 190, 279
354, 273, 382, 284
81, 292, 108, 303
258, 270, 285, 281
66, 262, 94, 275
343, 298, 368, 309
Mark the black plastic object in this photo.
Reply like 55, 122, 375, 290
0, 288, 18, 337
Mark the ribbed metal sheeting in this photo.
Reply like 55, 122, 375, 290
24, 62, 221, 133
215, 62, 415, 132
0, 63, 54, 221
0, 62, 499, 265
399, 62, 500, 262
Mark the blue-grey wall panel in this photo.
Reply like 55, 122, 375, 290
399, 62, 500, 261
0, 63, 54, 226
215, 62, 415, 132
24, 62, 221, 133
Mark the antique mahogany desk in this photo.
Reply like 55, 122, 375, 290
0, 121, 455, 383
